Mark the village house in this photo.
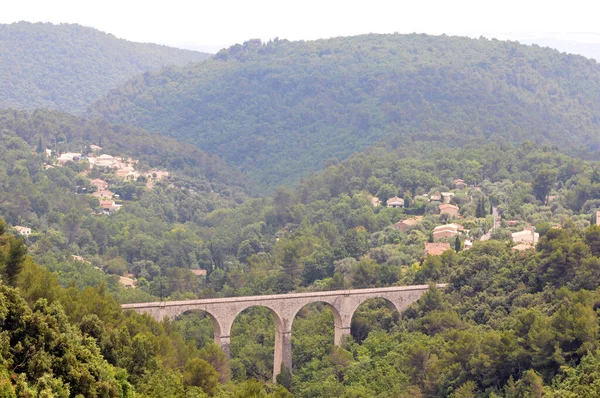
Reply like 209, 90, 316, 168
14, 226, 31, 236
464, 239, 473, 250
596, 210, 600, 226
441, 192, 454, 204
100, 200, 122, 214
89, 178, 108, 191
92, 190, 115, 200
386, 196, 404, 208
92, 154, 117, 168
439, 203, 460, 218
190, 269, 207, 277
430, 194, 441, 202
506, 220, 520, 226
424, 242, 452, 256
512, 243, 536, 253
393, 216, 423, 233
432, 223, 464, 241
124, 171, 141, 181
511, 228, 539, 245
119, 276, 136, 288
454, 179, 467, 189
57, 152, 82, 166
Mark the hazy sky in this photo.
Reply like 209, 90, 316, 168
2, 0, 600, 54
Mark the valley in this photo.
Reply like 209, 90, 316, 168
1, 22, 600, 397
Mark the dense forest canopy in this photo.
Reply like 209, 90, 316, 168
0, 22, 210, 113
91, 33, 600, 189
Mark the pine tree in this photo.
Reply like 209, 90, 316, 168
3, 237, 27, 286
276, 364, 292, 390
476, 198, 486, 218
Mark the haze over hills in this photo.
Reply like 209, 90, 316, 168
90, 33, 600, 189
498, 32, 600, 62
0, 22, 210, 113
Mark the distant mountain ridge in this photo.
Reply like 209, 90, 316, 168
91, 33, 600, 188
0, 22, 210, 112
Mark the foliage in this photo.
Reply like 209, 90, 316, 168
92, 34, 600, 188
0, 22, 209, 113
0, 109, 248, 300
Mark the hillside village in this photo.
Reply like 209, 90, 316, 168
16, 144, 172, 287
46, 146, 169, 215
367, 178, 556, 258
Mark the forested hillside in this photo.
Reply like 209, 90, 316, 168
5, 138, 600, 395
0, 109, 247, 302
92, 34, 600, 188
0, 222, 292, 397
162, 141, 600, 396
0, 22, 210, 112
5, 105, 600, 395
8, 26, 600, 397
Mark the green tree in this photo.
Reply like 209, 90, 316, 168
183, 358, 218, 395
276, 365, 292, 391
3, 237, 27, 286
532, 168, 558, 203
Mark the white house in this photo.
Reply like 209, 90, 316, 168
432, 223, 464, 241
512, 229, 539, 245
386, 196, 404, 208
14, 226, 31, 236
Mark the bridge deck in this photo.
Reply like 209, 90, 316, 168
121, 284, 446, 309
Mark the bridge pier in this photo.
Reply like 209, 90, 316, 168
217, 335, 231, 359
334, 325, 352, 346
273, 327, 293, 382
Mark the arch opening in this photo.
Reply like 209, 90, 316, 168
291, 301, 341, 373
172, 309, 232, 382
350, 297, 400, 344
230, 305, 282, 382
173, 309, 222, 348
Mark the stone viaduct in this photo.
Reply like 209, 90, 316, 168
122, 284, 445, 382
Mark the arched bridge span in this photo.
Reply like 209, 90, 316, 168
122, 284, 445, 382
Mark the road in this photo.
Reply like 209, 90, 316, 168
480, 206, 499, 241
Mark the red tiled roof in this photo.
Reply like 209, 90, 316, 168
424, 242, 452, 256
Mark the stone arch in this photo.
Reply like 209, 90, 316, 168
228, 304, 285, 382
228, 303, 285, 336
354, 295, 403, 314
289, 300, 345, 373
349, 296, 401, 344
290, 300, 345, 345
173, 308, 223, 348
